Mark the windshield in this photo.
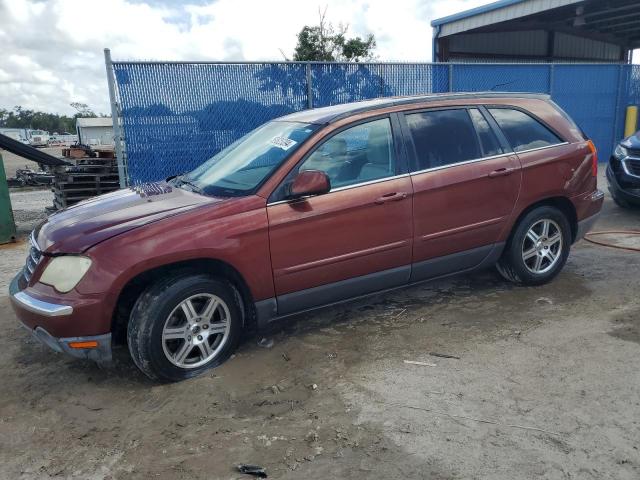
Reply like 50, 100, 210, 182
179, 121, 319, 197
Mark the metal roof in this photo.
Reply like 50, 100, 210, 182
76, 117, 113, 128
432, 0, 581, 36
431, 0, 640, 62
276, 92, 550, 125
432, 0, 528, 27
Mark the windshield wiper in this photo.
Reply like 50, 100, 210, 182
175, 175, 204, 195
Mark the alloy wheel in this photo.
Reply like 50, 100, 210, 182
521, 219, 563, 274
161, 293, 231, 369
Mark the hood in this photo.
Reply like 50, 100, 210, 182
37, 183, 224, 253
621, 132, 640, 150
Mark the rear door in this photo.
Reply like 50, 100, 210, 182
267, 116, 413, 315
400, 107, 521, 281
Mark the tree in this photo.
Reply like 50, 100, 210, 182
70, 102, 96, 117
256, 7, 388, 108
292, 7, 377, 62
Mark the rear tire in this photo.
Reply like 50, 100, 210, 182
497, 206, 571, 286
127, 274, 242, 382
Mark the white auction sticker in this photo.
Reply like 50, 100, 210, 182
269, 136, 297, 151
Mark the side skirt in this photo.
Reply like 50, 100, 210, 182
255, 242, 505, 329
410, 244, 496, 283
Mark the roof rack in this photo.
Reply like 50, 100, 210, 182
278, 92, 551, 125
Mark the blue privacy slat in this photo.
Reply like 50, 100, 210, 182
552, 64, 621, 158
451, 64, 551, 93
111, 62, 638, 184
113, 63, 308, 184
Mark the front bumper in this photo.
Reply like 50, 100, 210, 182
9, 272, 112, 363
607, 162, 640, 205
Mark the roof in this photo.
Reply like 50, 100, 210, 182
76, 117, 113, 128
276, 92, 550, 125
431, 0, 640, 61
431, 0, 527, 27
431, 0, 581, 37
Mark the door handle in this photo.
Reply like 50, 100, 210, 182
488, 167, 515, 178
374, 192, 408, 205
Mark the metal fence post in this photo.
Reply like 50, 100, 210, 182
613, 63, 626, 150
104, 48, 128, 188
306, 63, 313, 109
549, 64, 555, 96
448, 63, 453, 92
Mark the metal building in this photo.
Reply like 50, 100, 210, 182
76, 117, 114, 146
432, 0, 640, 63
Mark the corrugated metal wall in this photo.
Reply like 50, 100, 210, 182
449, 31, 548, 57
78, 126, 114, 146
554, 33, 621, 61
446, 30, 622, 63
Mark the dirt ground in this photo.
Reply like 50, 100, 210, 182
0, 171, 638, 479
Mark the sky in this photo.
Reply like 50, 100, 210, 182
0, 0, 492, 115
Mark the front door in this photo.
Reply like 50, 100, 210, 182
267, 116, 413, 315
400, 107, 521, 281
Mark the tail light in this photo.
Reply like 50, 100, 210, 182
587, 140, 598, 177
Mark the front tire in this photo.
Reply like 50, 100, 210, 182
127, 274, 242, 382
497, 206, 571, 286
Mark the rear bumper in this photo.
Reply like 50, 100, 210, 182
575, 211, 600, 242
572, 189, 604, 243
9, 272, 112, 363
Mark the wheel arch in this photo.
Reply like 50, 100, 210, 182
111, 258, 256, 345
506, 196, 578, 247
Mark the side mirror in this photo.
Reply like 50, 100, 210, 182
289, 170, 331, 199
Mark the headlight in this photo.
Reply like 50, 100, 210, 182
613, 144, 628, 159
39, 256, 92, 293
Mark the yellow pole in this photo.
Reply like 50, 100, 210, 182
624, 106, 638, 137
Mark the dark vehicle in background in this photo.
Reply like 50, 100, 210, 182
607, 132, 640, 208
9, 92, 603, 382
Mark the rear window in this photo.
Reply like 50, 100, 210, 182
488, 108, 563, 153
405, 109, 481, 170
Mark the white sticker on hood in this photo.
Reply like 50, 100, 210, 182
269, 136, 297, 151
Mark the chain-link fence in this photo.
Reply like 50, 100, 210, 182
105, 54, 640, 185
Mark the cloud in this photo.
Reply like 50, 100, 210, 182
0, 0, 488, 115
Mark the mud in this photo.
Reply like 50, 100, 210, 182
0, 172, 638, 479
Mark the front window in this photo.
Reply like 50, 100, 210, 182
179, 121, 319, 196
298, 117, 396, 189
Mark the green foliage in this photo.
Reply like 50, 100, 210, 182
292, 8, 377, 62
70, 102, 96, 117
0, 103, 104, 133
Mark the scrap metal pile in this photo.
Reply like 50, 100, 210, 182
1, 133, 120, 210
7, 167, 54, 188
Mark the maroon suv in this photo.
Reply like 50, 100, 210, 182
10, 93, 603, 381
